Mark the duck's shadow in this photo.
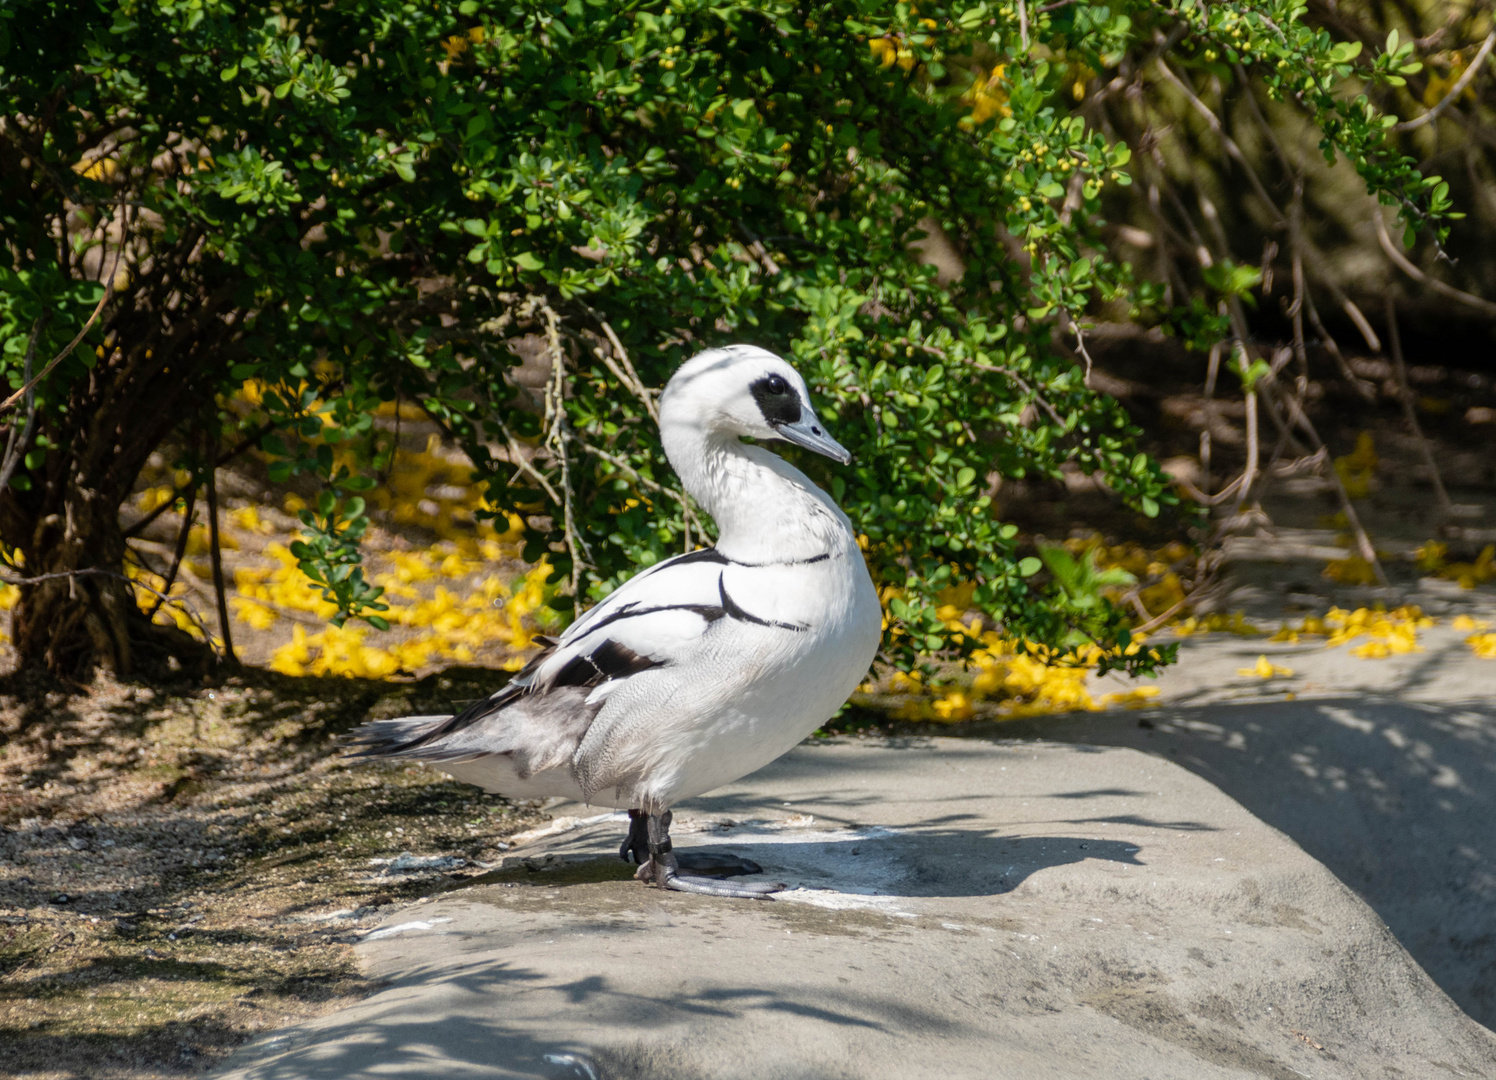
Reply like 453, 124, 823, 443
686, 827, 1145, 898
453, 824, 1147, 900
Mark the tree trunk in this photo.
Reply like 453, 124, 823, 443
11, 479, 135, 677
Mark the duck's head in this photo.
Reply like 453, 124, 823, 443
659, 345, 851, 465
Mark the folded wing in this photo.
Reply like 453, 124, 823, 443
345, 548, 739, 778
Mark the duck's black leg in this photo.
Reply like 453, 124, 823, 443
621, 809, 763, 877
635, 810, 785, 899
619, 809, 650, 865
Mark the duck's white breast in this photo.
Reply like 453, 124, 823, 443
575, 551, 881, 808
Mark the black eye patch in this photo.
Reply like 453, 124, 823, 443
750, 373, 802, 426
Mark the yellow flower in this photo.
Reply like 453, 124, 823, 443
1332, 431, 1378, 499
1437, 545, 1496, 589
931, 691, 974, 722
1098, 686, 1160, 709
1415, 540, 1449, 573
964, 64, 1011, 124
1237, 655, 1294, 679
73, 156, 120, 181
1322, 556, 1377, 586
231, 598, 277, 631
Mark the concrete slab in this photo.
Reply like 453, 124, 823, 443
211, 739, 1496, 1080
1003, 693, 1496, 1031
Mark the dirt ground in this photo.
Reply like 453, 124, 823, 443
0, 666, 548, 1080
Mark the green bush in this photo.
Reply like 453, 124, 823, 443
0, 1, 1455, 677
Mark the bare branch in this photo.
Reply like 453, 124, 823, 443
1392, 30, 1496, 132
581, 309, 660, 425
1068, 320, 1095, 389
575, 435, 705, 550
122, 420, 277, 539
143, 482, 197, 619
205, 427, 236, 664
1383, 295, 1452, 515
1152, 56, 1286, 228
1374, 209, 1496, 318
0, 200, 128, 418
967, 360, 1069, 430
1, 566, 217, 649
1269, 384, 1389, 586
0, 317, 43, 492
539, 302, 592, 594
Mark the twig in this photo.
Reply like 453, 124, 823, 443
1069, 320, 1095, 389
0, 202, 127, 419
539, 303, 592, 594
1235, 348, 1259, 513
0, 567, 216, 647
495, 420, 563, 507
969, 361, 1068, 429
204, 428, 236, 664
1392, 30, 1496, 132
143, 482, 197, 620
1152, 56, 1285, 228
581, 306, 660, 424
1374, 210, 1496, 318
1299, 244, 1381, 352
1383, 295, 1452, 515
1302, 287, 1374, 401
1131, 594, 1192, 636
1270, 384, 1389, 586
588, 331, 658, 425
1129, 554, 1227, 636
577, 436, 704, 551
123, 420, 277, 539
1176, 471, 1246, 507
1199, 339, 1223, 496
0, 317, 43, 493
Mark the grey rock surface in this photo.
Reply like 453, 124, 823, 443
1005, 693, 1496, 1031
211, 738, 1496, 1080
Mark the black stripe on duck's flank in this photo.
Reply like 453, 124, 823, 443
673, 547, 730, 565
553, 639, 665, 689
680, 546, 830, 568
718, 576, 807, 632
750, 373, 802, 427
584, 600, 729, 638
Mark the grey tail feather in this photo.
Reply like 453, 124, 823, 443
344, 715, 458, 759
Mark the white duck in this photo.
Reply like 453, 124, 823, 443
350, 345, 882, 898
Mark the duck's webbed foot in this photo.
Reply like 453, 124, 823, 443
632, 810, 784, 899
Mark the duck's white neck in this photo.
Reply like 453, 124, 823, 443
662, 425, 854, 564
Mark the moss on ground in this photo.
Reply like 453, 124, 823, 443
0, 665, 544, 1079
